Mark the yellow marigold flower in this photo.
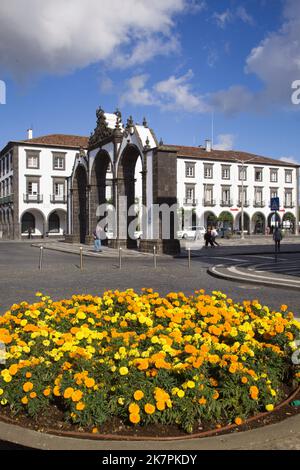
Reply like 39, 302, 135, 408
21, 396, 28, 405
53, 386, 61, 397
235, 417, 243, 425
29, 392, 37, 399
43, 388, 51, 397
266, 404, 274, 412
144, 403, 155, 414
64, 387, 74, 399
118, 397, 125, 405
177, 390, 185, 398
128, 403, 140, 414
186, 380, 195, 389
23, 382, 33, 392
3, 374, 12, 383
76, 401, 85, 411
129, 413, 140, 424
71, 390, 83, 402
119, 366, 129, 376
92, 427, 98, 434
0, 389, 3, 396
84, 377, 95, 388
133, 390, 144, 401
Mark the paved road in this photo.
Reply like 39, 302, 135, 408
0, 242, 299, 318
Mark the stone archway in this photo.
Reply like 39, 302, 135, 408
282, 212, 296, 234
267, 212, 281, 233
73, 165, 88, 244
252, 212, 266, 234
116, 144, 144, 248
235, 212, 250, 233
204, 211, 217, 229
90, 150, 112, 239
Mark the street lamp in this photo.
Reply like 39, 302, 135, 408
233, 157, 256, 239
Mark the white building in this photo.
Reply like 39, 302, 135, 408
0, 133, 88, 239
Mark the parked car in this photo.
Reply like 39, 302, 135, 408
177, 226, 206, 240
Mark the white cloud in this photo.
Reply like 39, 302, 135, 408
211, 0, 300, 113
213, 6, 253, 29
214, 134, 235, 150
236, 6, 254, 26
213, 9, 233, 29
120, 75, 155, 106
280, 155, 300, 165
120, 70, 210, 113
100, 77, 114, 94
0, 0, 186, 78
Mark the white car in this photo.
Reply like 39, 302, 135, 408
177, 226, 206, 240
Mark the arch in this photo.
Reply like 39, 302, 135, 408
116, 144, 144, 248
90, 150, 112, 238
282, 212, 296, 234
235, 211, 250, 234
20, 209, 46, 237
204, 211, 218, 229
21, 211, 35, 234
73, 165, 88, 244
218, 211, 234, 229
48, 212, 60, 233
47, 209, 67, 235
267, 212, 281, 233
252, 212, 266, 235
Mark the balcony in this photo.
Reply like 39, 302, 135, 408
237, 200, 249, 207
23, 193, 43, 203
284, 201, 295, 208
220, 199, 233, 207
50, 194, 67, 204
202, 199, 216, 207
253, 200, 265, 208
0, 194, 13, 204
184, 198, 198, 206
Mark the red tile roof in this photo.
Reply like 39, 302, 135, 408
161, 144, 299, 167
22, 134, 89, 148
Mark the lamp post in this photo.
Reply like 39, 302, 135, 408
233, 157, 256, 239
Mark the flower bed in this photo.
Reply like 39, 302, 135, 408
0, 289, 299, 434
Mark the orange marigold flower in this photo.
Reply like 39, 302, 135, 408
84, 378, 95, 388
129, 403, 140, 414
71, 390, 83, 402
156, 401, 166, 411
23, 382, 33, 392
53, 386, 61, 397
8, 364, 18, 376
133, 390, 144, 401
129, 413, 140, 424
26, 372, 32, 378
64, 387, 74, 399
241, 376, 248, 384
235, 417, 243, 426
43, 388, 51, 397
144, 403, 155, 415
30, 392, 37, 399
76, 401, 85, 411
198, 397, 207, 405
250, 386, 259, 400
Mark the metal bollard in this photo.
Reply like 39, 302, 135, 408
188, 247, 191, 269
153, 246, 157, 269
80, 246, 83, 270
39, 245, 44, 270
119, 247, 122, 269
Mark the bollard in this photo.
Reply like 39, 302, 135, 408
188, 247, 191, 269
39, 245, 44, 270
80, 246, 83, 270
119, 247, 122, 269
153, 246, 157, 269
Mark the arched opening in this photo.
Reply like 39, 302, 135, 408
252, 212, 266, 234
117, 145, 143, 248
218, 211, 234, 230
204, 211, 217, 229
267, 212, 281, 233
282, 212, 296, 234
21, 212, 35, 234
90, 151, 112, 240
48, 212, 60, 233
235, 212, 250, 234
73, 165, 88, 244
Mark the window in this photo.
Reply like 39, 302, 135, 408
254, 187, 263, 205
238, 166, 247, 181
284, 190, 293, 207
107, 162, 112, 173
204, 164, 213, 179
239, 186, 248, 205
221, 187, 231, 204
185, 162, 195, 178
53, 153, 66, 170
255, 168, 263, 182
54, 182, 65, 196
204, 185, 213, 203
26, 151, 40, 169
185, 185, 195, 201
270, 168, 278, 183
270, 188, 278, 199
27, 181, 38, 195
222, 166, 230, 180
285, 170, 292, 183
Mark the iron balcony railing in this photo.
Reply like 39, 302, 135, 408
184, 198, 198, 206
50, 194, 67, 204
237, 200, 249, 207
23, 193, 43, 203
0, 194, 13, 204
220, 199, 233, 207
202, 199, 216, 207
284, 201, 295, 208
253, 200, 265, 208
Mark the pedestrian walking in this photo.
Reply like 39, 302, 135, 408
273, 226, 282, 253
204, 228, 215, 248
93, 223, 103, 252
211, 227, 220, 246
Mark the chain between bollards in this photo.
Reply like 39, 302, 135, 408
119, 247, 122, 269
153, 246, 157, 269
80, 246, 83, 270
38, 245, 44, 270
188, 247, 191, 269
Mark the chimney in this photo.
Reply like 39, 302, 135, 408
27, 128, 33, 140
205, 139, 212, 152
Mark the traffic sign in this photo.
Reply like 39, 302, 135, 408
270, 197, 280, 211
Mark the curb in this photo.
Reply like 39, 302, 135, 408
178, 249, 300, 259
207, 265, 300, 291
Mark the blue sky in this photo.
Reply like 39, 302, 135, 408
1, 0, 300, 163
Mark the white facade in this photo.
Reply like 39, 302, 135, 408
177, 155, 298, 234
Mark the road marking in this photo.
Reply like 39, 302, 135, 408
211, 257, 248, 263
228, 265, 300, 285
